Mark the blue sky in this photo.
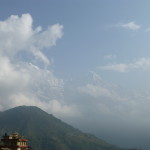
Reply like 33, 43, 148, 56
1, 0, 150, 150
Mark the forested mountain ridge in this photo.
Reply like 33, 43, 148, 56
0, 106, 140, 150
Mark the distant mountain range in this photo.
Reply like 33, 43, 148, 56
0, 106, 140, 150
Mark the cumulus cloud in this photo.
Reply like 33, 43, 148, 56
0, 13, 78, 118
117, 21, 141, 30
0, 13, 63, 65
99, 57, 150, 72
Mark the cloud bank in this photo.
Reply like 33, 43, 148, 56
0, 14, 63, 65
0, 13, 78, 117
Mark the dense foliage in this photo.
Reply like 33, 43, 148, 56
0, 106, 138, 150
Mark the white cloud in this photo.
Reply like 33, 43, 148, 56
33, 24, 63, 49
0, 14, 33, 57
0, 13, 79, 118
31, 48, 50, 65
9, 94, 79, 118
117, 21, 141, 30
0, 13, 63, 65
48, 100, 80, 117
99, 58, 150, 72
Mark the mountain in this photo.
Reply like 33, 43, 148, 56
0, 106, 139, 150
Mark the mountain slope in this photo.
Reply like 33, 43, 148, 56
0, 106, 138, 150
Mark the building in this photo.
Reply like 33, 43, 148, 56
0, 132, 31, 150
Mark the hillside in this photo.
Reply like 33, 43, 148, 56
0, 106, 138, 150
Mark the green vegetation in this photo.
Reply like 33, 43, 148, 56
0, 106, 138, 150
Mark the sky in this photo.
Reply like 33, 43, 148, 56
0, 0, 150, 149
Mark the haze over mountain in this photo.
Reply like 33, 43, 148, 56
0, 106, 139, 150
